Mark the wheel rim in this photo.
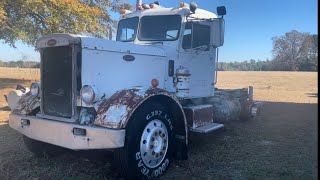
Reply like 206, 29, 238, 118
140, 119, 169, 168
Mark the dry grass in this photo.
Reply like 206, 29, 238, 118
216, 71, 317, 103
0, 68, 40, 123
0, 68, 318, 179
0, 67, 40, 81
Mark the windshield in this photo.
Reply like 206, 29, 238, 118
116, 17, 139, 42
138, 15, 181, 41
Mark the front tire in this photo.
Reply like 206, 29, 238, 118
114, 103, 175, 179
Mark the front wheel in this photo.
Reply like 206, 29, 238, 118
114, 103, 175, 179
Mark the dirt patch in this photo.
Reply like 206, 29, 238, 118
0, 70, 317, 179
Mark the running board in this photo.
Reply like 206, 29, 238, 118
190, 123, 224, 133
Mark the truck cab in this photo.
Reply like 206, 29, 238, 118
7, 1, 256, 179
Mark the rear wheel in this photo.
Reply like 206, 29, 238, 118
23, 135, 66, 158
114, 103, 175, 179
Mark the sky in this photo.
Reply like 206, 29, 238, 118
0, 0, 317, 62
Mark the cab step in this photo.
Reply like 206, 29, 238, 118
190, 123, 224, 133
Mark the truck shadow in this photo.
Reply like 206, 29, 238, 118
179, 101, 317, 179
188, 101, 317, 149
0, 101, 317, 179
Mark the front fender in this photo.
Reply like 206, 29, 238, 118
94, 88, 185, 129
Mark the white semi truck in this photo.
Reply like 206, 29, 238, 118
7, 1, 260, 179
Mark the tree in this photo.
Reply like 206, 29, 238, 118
0, 0, 131, 47
271, 30, 316, 71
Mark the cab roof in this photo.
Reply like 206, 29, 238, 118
121, 6, 218, 20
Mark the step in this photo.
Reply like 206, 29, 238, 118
190, 123, 224, 133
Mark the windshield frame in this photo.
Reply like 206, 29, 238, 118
116, 16, 139, 42
137, 15, 182, 42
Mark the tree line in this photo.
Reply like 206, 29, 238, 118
218, 31, 318, 72
0, 60, 39, 68
1, 30, 317, 72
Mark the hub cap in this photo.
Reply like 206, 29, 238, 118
140, 119, 169, 168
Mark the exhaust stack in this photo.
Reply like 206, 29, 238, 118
136, 0, 142, 6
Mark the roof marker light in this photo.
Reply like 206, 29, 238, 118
142, 3, 149, 9
190, 2, 198, 13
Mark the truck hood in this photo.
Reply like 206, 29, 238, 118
80, 37, 166, 57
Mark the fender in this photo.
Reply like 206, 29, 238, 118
12, 91, 40, 115
94, 87, 188, 143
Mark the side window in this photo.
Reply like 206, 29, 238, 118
182, 23, 192, 49
182, 23, 211, 51
193, 24, 210, 50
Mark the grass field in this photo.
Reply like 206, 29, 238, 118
0, 68, 318, 179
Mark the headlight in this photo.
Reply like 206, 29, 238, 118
30, 82, 40, 96
80, 85, 96, 105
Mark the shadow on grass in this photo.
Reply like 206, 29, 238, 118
0, 78, 31, 91
0, 106, 10, 111
306, 93, 318, 98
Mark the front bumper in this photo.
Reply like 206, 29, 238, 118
9, 114, 125, 150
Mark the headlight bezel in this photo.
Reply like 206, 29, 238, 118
80, 85, 96, 105
30, 82, 40, 97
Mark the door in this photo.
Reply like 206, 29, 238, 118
179, 22, 215, 98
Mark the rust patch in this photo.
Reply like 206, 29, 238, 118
95, 88, 179, 129
94, 87, 188, 145
12, 92, 40, 115
95, 89, 145, 128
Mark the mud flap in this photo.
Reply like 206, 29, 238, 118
173, 136, 188, 160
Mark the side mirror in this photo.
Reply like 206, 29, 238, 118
211, 18, 225, 47
217, 6, 226, 16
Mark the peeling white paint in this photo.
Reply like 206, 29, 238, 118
104, 105, 129, 124
132, 87, 148, 97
